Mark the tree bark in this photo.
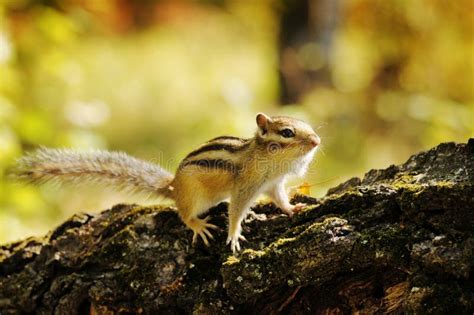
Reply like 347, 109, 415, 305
1, 139, 473, 314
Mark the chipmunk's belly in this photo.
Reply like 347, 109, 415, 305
195, 171, 233, 211
173, 167, 233, 215
177, 166, 232, 196
201, 172, 232, 196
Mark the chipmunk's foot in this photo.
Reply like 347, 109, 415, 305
292, 202, 306, 213
188, 217, 219, 246
226, 233, 247, 254
281, 203, 306, 217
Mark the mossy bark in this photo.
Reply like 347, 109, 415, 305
1, 139, 473, 314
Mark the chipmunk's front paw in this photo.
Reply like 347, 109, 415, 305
292, 202, 306, 213
281, 203, 306, 217
226, 233, 247, 254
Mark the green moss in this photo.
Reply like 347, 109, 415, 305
433, 181, 455, 188
355, 224, 412, 266
323, 187, 363, 201
223, 255, 240, 266
392, 174, 423, 190
241, 248, 266, 258
271, 237, 296, 247
391, 173, 454, 192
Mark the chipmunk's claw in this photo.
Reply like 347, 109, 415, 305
192, 230, 211, 246
281, 202, 306, 217
226, 234, 243, 254
292, 202, 306, 213
189, 216, 218, 247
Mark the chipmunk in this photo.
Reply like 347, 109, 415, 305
12, 113, 320, 253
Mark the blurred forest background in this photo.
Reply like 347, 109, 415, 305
0, 0, 472, 243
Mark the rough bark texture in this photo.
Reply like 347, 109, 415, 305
1, 139, 473, 314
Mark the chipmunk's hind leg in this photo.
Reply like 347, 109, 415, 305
173, 169, 230, 246
182, 215, 219, 246
177, 196, 220, 246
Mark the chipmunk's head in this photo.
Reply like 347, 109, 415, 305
255, 113, 320, 158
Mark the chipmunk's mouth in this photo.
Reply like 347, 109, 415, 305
286, 138, 320, 155
291, 142, 317, 156
298, 136, 320, 152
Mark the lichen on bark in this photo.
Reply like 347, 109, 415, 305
1, 139, 473, 314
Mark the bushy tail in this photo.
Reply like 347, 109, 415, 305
11, 147, 175, 198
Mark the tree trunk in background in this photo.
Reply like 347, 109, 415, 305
278, 0, 340, 104
1, 139, 473, 314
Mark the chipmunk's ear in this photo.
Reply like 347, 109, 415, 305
256, 113, 272, 135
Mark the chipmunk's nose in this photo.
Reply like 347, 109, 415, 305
309, 135, 321, 147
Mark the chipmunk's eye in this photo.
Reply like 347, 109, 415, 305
279, 128, 295, 138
